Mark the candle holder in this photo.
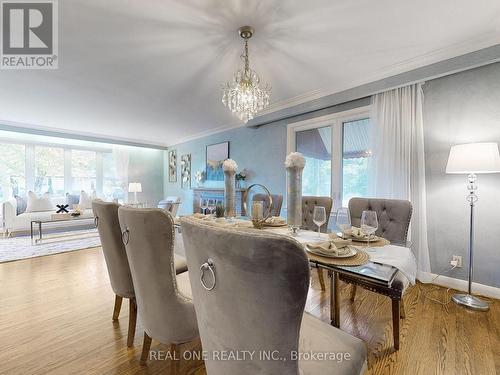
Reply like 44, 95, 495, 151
243, 183, 273, 229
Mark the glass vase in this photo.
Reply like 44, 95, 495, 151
286, 165, 304, 233
224, 170, 236, 218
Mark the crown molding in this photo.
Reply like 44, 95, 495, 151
0, 120, 168, 150
170, 120, 245, 147
247, 33, 500, 126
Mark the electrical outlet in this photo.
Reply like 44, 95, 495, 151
452, 255, 463, 268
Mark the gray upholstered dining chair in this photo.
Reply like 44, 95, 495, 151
117, 207, 198, 371
345, 197, 413, 316
181, 217, 367, 375
252, 193, 283, 216
348, 197, 412, 245
93, 201, 189, 348
302, 196, 333, 291
301, 196, 333, 232
92, 200, 137, 347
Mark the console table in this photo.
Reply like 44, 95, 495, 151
192, 187, 247, 214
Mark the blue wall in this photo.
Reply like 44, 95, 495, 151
165, 62, 500, 288
164, 98, 370, 215
423, 62, 500, 288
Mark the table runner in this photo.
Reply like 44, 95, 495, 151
179, 216, 417, 285
266, 227, 417, 285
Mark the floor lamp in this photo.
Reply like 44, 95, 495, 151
445, 142, 500, 311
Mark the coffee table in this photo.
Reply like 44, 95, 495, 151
31, 216, 98, 245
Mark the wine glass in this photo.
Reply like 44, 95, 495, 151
313, 206, 327, 239
207, 199, 216, 215
361, 210, 378, 251
336, 207, 351, 239
200, 198, 208, 215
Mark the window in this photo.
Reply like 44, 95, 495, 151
72, 150, 96, 193
0, 143, 25, 201
296, 126, 331, 196
342, 118, 371, 206
102, 152, 125, 202
288, 107, 371, 212
34, 146, 64, 196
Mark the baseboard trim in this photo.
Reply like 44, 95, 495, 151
418, 272, 500, 300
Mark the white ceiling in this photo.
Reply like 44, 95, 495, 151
1, 0, 499, 147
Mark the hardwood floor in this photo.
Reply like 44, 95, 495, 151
0, 247, 498, 375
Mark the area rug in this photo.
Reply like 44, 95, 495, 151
0, 229, 101, 263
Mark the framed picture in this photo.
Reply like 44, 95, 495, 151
168, 150, 177, 182
181, 154, 191, 189
206, 141, 229, 181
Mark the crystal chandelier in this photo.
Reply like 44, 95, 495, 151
222, 26, 271, 123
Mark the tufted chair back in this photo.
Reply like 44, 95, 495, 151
92, 200, 134, 299
117, 207, 198, 345
252, 193, 283, 217
348, 198, 412, 245
181, 217, 310, 374
301, 196, 333, 232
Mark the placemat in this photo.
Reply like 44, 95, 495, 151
306, 248, 370, 266
348, 237, 390, 247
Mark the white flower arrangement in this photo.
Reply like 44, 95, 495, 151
194, 170, 205, 182
285, 152, 306, 169
223, 158, 238, 172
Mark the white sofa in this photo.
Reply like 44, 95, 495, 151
2, 196, 94, 236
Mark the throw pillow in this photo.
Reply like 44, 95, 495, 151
14, 195, 27, 215
79, 190, 96, 209
66, 193, 80, 209
25, 191, 53, 213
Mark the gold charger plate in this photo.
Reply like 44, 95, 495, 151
335, 233, 390, 247
263, 222, 288, 227
306, 248, 370, 266
305, 246, 357, 259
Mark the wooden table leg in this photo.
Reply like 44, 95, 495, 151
329, 271, 340, 327
392, 298, 400, 350
317, 267, 326, 291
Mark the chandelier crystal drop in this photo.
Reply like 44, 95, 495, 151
222, 26, 271, 123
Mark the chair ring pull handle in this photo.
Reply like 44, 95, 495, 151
94, 216, 99, 228
200, 258, 216, 291
122, 228, 130, 245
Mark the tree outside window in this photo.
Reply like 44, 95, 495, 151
34, 146, 64, 196
72, 150, 96, 193
0, 143, 25, 201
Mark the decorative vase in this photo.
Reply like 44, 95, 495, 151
224, 170, 236, 218
285, 153, 306, 234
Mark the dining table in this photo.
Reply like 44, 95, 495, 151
174, 216, 417, 350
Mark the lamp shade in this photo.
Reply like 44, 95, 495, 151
446, 142, 500, 174
128, 182, 142, 193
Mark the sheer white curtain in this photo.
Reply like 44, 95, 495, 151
369, 83, 431, 279
113, 146, 129, 202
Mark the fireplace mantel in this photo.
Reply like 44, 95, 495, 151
192, 187, 247, 214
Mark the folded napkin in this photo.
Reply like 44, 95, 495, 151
207, 218, 253, 228
192, 213, 207, 219
306, 238, 352, 256
264, 216, 286, 224
344, 226, 376, 240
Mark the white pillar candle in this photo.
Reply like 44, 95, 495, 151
252, 201, 264, 220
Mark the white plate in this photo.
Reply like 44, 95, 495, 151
305, 246, 357, 259
343, 234, 380, 243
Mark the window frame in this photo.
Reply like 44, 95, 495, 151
0, 138, 113, 199
287, 105, 371, 212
